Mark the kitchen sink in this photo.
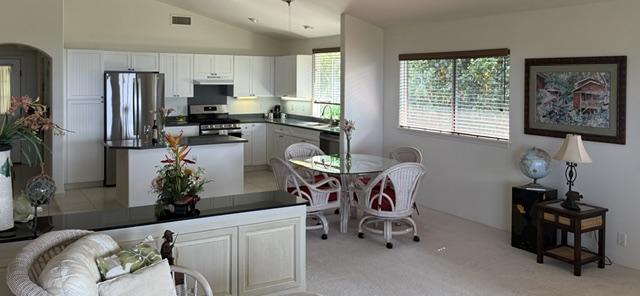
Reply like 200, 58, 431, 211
299, 122, 331, 128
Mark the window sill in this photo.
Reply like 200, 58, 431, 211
396, 126, 510, 148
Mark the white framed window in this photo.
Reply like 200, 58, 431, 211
399, 49, 510, 141
312, 47, 341, 119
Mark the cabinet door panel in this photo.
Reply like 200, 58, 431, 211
274, 56, 293, 97
159, 54, 176, 98
67, 50, 103, 100
238, 219, 301, 296
131, 52, 159, 71
66, 100, 104, 183
233, 56, 252, 97
194, 54, 213, 80
103, 51, 130, 71
175, 54, 194, 97
174, 228, 238, 296
251, 56, 274, 97
214, 55, 234, 78
251, 124, 267, 165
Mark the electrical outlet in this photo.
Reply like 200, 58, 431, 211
617, 232, 628, 247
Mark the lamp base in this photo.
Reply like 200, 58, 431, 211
561, 190, 583, 211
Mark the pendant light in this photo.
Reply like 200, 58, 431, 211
282, 0, 294, 33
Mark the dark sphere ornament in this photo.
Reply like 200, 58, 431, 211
25, 171, 56, 207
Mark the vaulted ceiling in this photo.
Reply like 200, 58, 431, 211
156, 0, 615, 40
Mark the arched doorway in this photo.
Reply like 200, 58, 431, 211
0, 43, 53, 192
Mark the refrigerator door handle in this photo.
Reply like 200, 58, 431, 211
133, 76, 140, 137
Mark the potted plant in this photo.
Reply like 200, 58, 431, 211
0, 96, 65, 232
151, 133, 209, 217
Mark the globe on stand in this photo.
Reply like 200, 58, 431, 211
519, 147, 551, 186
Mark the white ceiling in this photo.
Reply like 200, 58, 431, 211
156, 0, 615, 40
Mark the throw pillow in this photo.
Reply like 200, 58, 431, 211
39, 233, 121, 296
97, 259, 177, 296
96, 242, 162, 280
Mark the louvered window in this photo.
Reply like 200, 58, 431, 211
0, 66, 11, 113
312, 47, 341, 104
399, 49, 510, 141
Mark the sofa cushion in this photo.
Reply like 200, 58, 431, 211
39, 233, 120, 296
97, 259, 177, 296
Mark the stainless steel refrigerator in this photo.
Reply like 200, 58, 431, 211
104, 72, 164, 186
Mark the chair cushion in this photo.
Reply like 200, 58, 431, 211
96, 242, 162, 280
369, 187, 397, 212
97, 259, 177, 296
39, 233, 121, 296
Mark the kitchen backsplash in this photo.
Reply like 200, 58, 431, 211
164, 95, 315, 117
226, 97, 281, 114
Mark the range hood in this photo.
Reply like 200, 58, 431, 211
193, 78, 234, 85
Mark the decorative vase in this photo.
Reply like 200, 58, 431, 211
0, 145, 14, 232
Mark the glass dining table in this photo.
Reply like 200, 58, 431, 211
289, 154, 398, 233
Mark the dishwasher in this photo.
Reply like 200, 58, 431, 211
319, 132, 340, 155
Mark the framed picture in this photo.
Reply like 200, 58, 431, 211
525, 56, 626, 144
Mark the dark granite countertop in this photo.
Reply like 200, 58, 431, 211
0, 191, 306, 244
233, 114, 340, 135
105, 135, 247, 150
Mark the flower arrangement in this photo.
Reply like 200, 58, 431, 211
0, 96, 66, 165
150, 107, 174, 126
341, 119, 355, 155
151, 133, 209, 213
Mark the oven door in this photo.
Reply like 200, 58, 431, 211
227, 129, 242, 138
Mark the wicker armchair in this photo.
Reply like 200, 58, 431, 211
284, 143, 327, 183
271, 158, 340, 240
6, 230, 213, 296
354, 163, 426, 249
389, 146, 423, 164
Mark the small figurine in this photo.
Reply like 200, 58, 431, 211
160, 230, 176, 265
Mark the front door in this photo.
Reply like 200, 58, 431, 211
0, 59, 21, 162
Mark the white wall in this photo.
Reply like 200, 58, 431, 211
64, 0, 282, 55
342, 15, 384, 155
383, 0, 640, 269
0, 0, 65, 190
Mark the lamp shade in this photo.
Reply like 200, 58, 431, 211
553, 134, 592, 163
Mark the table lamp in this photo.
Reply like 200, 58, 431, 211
553, 134, 592, 211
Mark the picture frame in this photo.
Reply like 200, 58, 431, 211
524, 56, 626, 144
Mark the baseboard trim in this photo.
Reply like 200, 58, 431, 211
65, 181, 103, 190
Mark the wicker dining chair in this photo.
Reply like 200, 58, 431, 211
389, 146, 423, 164
271, 158, 341, 240
284, 143, 328, 183
354, 162, 426, 249
6, 230, 213, 296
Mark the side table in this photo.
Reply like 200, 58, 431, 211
536, 200, 608, 276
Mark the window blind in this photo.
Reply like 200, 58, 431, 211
399, 49, 510, 141
312, 48, 341, 104
0, 66, 11, 113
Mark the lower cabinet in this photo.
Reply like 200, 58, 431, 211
269, 125, 321, 160
175, 228, 238, 296
241, 123, 267, 166
238, 219, 302, 296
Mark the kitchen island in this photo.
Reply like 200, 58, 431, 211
106, 135, 247, 207
0, 191, 307, 296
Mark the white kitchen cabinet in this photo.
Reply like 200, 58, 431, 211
233, 56, 274, 97
238, 218, 302, 296
163, 125, 199, 137
194, 54, 234, 80
66, 49, 103, 100
174, 227, 238, 296
66, 100, 104, 183
240, 123, 267, 166
159, 53, 194, 98
269, 125, 321, 160
104, 51, 158, 71
275, 55, 312, 99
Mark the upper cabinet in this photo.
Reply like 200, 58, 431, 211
233, 56, 274, 97
66, 49, 104, 100
104, 51, 159, 72
159, 53, 194, 98
194, 54, 234, 80
275, 55, 312, 100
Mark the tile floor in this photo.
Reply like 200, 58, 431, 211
43, 169, 278, 215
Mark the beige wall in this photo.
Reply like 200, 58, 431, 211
281, 35, 340, 55
64, 0, 282, 55
0, 0, 65, 189
383, 0, 640, 269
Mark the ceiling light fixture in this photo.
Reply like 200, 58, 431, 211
282, 0, 294, 33
248, 17, 258, 23
303, 25, 313, 30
